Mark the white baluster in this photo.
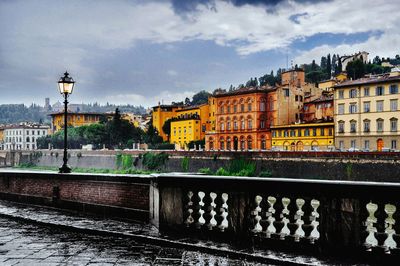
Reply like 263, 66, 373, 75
208, 192, 217, 230
309, 199, 320, 244
383, 204, 397, 254
252, 195, 263, 233
197, 191, 206, 228
365, 202, 378, 251
185, 191, 194, 227
265, 196, 276, 238
294, 198, 305, 242
280, 197, 291, 240
219, 193, 229, 232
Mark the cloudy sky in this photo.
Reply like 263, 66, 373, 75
1, 0, 399, 107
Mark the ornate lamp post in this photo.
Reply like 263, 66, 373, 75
58, 71, 75, 173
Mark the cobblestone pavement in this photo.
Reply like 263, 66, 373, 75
0, 216, 269, 265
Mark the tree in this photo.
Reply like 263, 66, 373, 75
320, 56, 327, 70
337, 54, 342, 74
326, 54, 331, 78
346, 59, 365, 80
184, 97, 191, 105
191, 90, 211, 105
162, 119, 172, 141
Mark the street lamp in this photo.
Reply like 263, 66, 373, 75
58, 71, 75, 173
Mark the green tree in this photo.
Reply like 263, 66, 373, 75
326, 54, 331, 78
191, 90, 211, 105
346, 59, 365, 80
162, 119, 172, 142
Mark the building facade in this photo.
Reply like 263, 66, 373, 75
334, 69, 400, 151
205, 87, 273, 151
170, 104, 210, 150
152, 104, 183, 141
50, 112, 110, 132
2, 123, 50, 150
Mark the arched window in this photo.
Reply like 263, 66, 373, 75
259, 98, 266, 111
208, 137, 214, 150
248, 118, 252, 130
247, 136, 252, 150
219, 137, 225, 150
226, 137, 231, 150
259, 114, 266, 129
261, 136, 266, 150
240, 136, 245, 150
220, 122, 224, 131
240, 117, 245, 129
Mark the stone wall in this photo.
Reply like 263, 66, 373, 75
16, 149, 400, 182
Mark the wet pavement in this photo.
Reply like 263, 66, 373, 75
0, 200, 367, 265
0, 216, 269, 265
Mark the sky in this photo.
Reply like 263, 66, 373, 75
0, 0, 399, 107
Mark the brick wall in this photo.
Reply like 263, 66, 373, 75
0, 172, 151, 220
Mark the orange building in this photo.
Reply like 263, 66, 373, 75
205, 87, 273, 151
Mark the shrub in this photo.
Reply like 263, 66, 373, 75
229, 158, 256, 177
215, 167, 230, 176
199, 167, 213, 175
142, 152, 169, 170
259, 170, 273, 177
181, 156, 190, 172
122, 154, 133, 170
115, 154, 122, 169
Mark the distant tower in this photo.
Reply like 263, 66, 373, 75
44, 98, 50, 111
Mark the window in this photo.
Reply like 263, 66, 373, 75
349, 103, 357, 114
364, 140, 370, 150
363, 120, 370, 132
349, 89, 358, 98
248, 119, 252, 129
290, 130, 296, 137
233, 105, 237, 113
260, 120, 265, 129
350, 121, 356, 133
338, 121, 344, 133
227, 106, 231, 113
390, 84, 398, 94
220, 106, 224, 114
284, 89, 289, 97
363, 102, 370, 113
284, 130, 289, 137
241, 119, 245, 129
227, 121, 231, 130
377, 119, 384, 132
364, 87, 370, 96
338, 90, 344, 99
220, 123, 224, 131
351, 140, 356, 148
320, 128, 324, 136
241, 104, 245, 112
248, 103, 252, 111
304, 129, 310, 136
390, 118, 398, 132
298, 129, 302, 137
391, 140, 397, 150
328, 128, 333, 136
247, 138, 252, 150
376, 100, 384, 112
313, 128, 317, 136
260, 101, 265, 111
338, 104, 345, 115
233, 120, 238, 130
390, 99, 398, 111
376, 86, 384, 96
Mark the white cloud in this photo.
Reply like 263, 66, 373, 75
104, 90, 196, 107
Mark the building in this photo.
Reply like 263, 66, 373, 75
50, 112, 111, 132
170, 104, 211, 150
271, 69, 306, 126
271, 122, 334, 151
205, 86, 273, 151
340, 51, 369, 70
334, 68, 400, 151
2, 123, 50, 150
0, 127, 4, 150
152, 104, 183, 141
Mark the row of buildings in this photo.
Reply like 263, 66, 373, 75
152, 67, 400, 152
0, 111, 150, 151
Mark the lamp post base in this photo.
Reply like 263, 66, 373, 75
59, 164, 71, 173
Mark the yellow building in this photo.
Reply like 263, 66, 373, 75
334, 69, 400, 151
271, 122, 334, 151
50, 112, 110, 132
208, 96, 217, 132
152, 104, 182, 141
170, 104, 210, 149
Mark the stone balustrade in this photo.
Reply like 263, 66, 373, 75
154, 174, 400, 257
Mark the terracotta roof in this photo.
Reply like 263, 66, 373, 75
48, 111, 110, 116
213, 86, 276, 97
333, 74, 400, 88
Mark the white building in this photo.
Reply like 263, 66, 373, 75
2, 123, 50, 150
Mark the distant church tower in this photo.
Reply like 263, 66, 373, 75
44, 98, 51, 111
